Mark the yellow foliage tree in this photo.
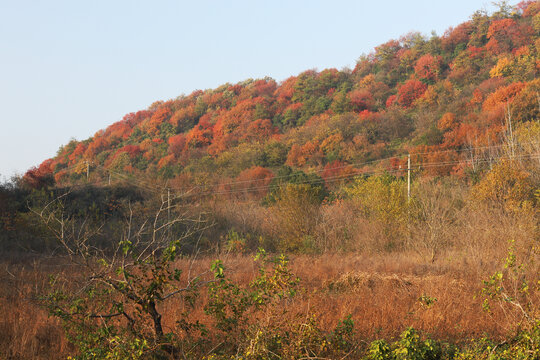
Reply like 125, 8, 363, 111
346, 175, 410, 245
490, 57, 513, 78
274, 184, 323, 252
471, 160, 537, 211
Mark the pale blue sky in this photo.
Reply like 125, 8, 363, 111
0, 0, 502, 178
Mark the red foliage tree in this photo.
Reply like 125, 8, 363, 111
441, 123, 476, 148
486, 18, 533, 55
389, 157, 408, 173
385, 94, 397, 108
170, 105, 196, 129
234, 166, 274, 196
321, 160, 357, 187
84, 137, 110, 159
117, 145, 141, 159
274, 76, 296, 107
424, 150, 460, 176
167, 134, 186, 157
104, 122, 133, 140
242, 119, 277, 142
518, 0, 540, 16
240, 79, 277, 100
441, 21, 473, 51
414, 54, 443, 82
121, 110, 152, 127
482, 82, 526, 112
397, 79, 427, 107
348, 89, 375, 111
286, 141, 322, 167
23, 159, 55, 189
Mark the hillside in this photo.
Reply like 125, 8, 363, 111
24, 1, 540, 193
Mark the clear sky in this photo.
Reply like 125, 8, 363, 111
0, 0, 504, 179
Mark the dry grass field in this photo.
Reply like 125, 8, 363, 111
1, 242, 537, 359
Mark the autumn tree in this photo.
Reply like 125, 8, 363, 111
186, 115, 214, 148
23, 160, 55, 189
255, 141, 288, 167
348, 89, 375, 111
146, 105, 173, 136
346, 174, 410, 248
511, 79, 540, 122
34, 189, 211, 358
274, 183, 324, 252
234, 166, 274, 197
397, 78, 428, 107
414, 54, 443, 83
486, 18, 533, 55
321, 160, 357, 188
471, 159, 537, 211
168, 134, 187, 158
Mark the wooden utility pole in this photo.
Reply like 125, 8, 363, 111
167, 188, 171, 223
167, 188, 171, 239
86, 161, 90, 181
505, 103, 515, 159
407, 154, 411, 201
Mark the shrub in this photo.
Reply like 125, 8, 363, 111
471, 160, 537, 211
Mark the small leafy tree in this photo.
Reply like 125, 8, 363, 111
205, 249, 299, 354
481, 240, 539, 328
35, 189, 211, 358
366, 328, 442, 360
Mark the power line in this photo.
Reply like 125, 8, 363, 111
189, 152, 540, 198
59, 144, 540, 199
178, 141, 540, 193
91, 163, 162, 194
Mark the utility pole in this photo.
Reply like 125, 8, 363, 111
167, 188, 171, 239
505, 103, 515, 159
407, 154, 411, 201
108, 173, 111, 186
86, 161, 90, 181
167, 188, 171, 223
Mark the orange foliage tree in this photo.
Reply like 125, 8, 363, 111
438, 112, 458, 132
482, 82, 526, 113
146, 105, 172, 136
286, 141, 323, 167
186, 115, 214, 148
68, 143, 87, 165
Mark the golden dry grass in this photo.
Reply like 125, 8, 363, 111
1, 245, 536, 359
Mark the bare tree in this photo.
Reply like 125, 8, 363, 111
32, 188, 213, 357
410, 181, 462, 263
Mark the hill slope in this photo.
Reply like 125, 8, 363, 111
26, 1, 540, 191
